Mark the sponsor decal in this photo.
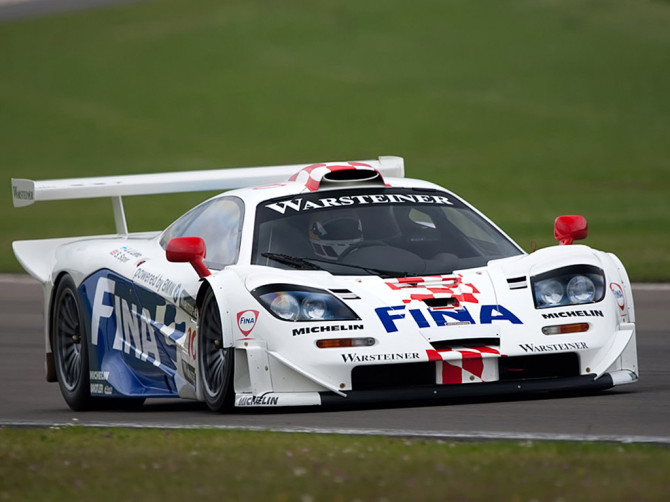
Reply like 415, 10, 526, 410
13, 186, 34, 201
610, 283, 625, 311
133, 267, 182, 302
375, 304, 522, 333
90, 383, 114, 395
519, 341, 589, 353
541, 309, 604, 320
292, 324, 364, 336
186, 327, 196, 361
265, 193, 453, 215
89, 274, 184, 372
89, 370, 110, 381
341, 352, 421, 363
179, 291, 198, 319
236, 395, 280, 406
237, 310, 259, 337
181, 360, 196, 386
110, 246, 143, 264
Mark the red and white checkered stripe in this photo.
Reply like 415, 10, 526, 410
385, 274, 481, 306
288, 162, 378, 191
427, 346, 500, 384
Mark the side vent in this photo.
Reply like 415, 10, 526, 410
507, 276, 528, 290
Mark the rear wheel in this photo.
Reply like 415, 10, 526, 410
52, 275, 94, 411
198, 289, 234, 411
52, 275, 145, 411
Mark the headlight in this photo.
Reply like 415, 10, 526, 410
566, 275, 596, 304
252, 284, 359, 321
535, 279, 564, 306
269, 294, 300, 320
531, 265, 605, 309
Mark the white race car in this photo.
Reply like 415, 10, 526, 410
11, 156, 638, 411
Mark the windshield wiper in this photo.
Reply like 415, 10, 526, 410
261, 252, 324, 271
262, 252, 408, 278
306, 256, 411, 278
262, 252, 417, 278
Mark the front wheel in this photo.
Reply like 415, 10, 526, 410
198, 289, 234, 411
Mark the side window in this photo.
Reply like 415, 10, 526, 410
408, 208, 436, 229
160, 197, 244, 269
445, 208, 498, 243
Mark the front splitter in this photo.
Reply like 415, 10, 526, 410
319, 373, 615, 407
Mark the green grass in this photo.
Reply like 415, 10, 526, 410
1, 0, 669, 279
1, 427, 669, 501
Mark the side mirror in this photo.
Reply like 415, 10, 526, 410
554, 215, 588, 245
166, 237, 211, 278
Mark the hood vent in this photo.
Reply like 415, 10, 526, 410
329, 288, 360, 300
423, 297, 459, 308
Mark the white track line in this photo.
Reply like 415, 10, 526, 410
1, 420, 669, 444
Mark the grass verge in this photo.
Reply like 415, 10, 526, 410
1, 427, 669, 501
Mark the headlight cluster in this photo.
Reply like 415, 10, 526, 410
252, 284, 359, 321
531, 265, 605, 309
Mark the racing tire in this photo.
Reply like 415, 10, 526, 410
52, 275, 96, 411
198, 289, 234, 412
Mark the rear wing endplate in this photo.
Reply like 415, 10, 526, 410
11, 156, 404, 235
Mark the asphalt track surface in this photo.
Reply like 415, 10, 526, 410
1, 276, 668, 443
0, 0, 148, 24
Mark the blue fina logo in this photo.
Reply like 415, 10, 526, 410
85, 271, 183, 372
375, 304, 522, 333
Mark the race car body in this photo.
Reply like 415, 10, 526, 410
11, 156, 638, 411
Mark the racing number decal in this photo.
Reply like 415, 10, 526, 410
187, 328, 197, 361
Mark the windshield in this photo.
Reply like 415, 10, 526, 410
252, 188, 522, 276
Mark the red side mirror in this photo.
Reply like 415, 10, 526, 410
554, 215, 588, 245
166, 237, 211, 278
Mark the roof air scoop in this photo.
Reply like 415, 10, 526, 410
319, 168, 385, 189
288, 161, 390, 191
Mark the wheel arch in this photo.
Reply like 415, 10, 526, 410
196, 275, 238, 348
194, 277, 237, 410
45, 271, 74, 382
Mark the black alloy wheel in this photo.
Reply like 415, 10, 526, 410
198, 288, 234, 411
52, 275, 94, 411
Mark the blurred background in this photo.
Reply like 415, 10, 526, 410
1, 0, 669, 279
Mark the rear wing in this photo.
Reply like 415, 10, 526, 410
11, 156, 404, 235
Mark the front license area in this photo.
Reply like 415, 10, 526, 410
350, 349, 584, 392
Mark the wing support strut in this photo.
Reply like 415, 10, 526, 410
112, 196, 128, 236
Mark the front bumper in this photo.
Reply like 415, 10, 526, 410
234, 370, 637, 408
